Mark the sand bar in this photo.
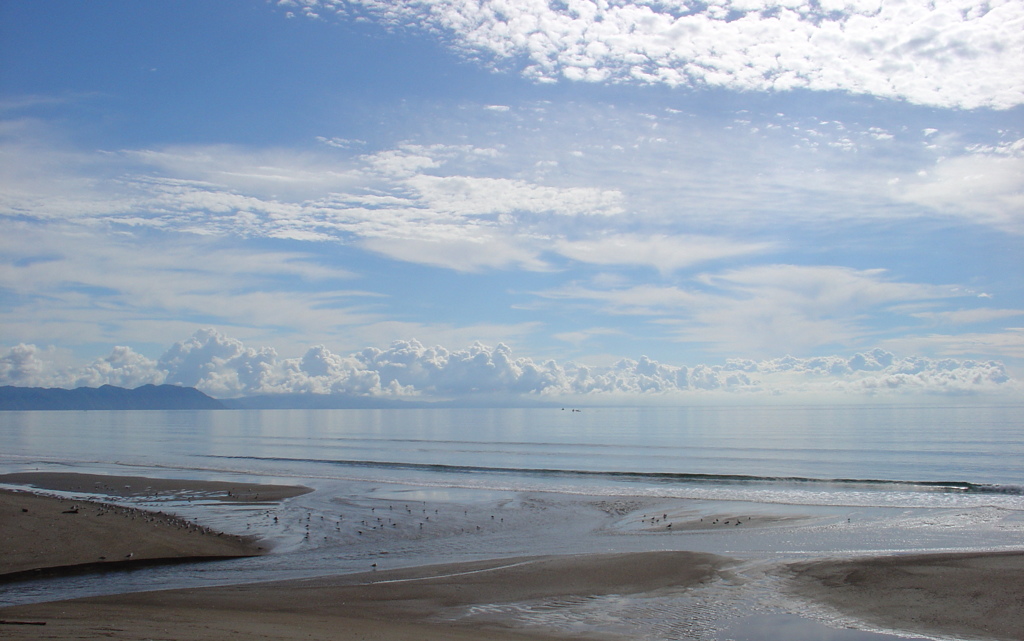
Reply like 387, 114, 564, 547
0, 473, 308, 578
0, 489, 263, 578
0, 471, 312, 503
786, 550, 1024, 641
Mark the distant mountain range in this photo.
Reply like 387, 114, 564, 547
0, 385, 562, 410
0, 385, 225, 410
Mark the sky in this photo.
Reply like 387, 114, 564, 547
1, 0, 1022, 403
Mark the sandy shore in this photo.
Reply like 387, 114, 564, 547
2, 473, 1022, 640
0, 551, 729, 640
0, 489, 266, 578
0, 472, 309, 578
786, 550, 1024, 641
0, 471, 312, 503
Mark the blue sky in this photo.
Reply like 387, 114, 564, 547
1, 0, 1022, 401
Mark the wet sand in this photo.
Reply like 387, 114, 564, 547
0, 488, 267, 579
1, 473, 1022, 640
0, 473, 310, 578
0, 549, 729, 640
0, 471, 312, 503
786, 550, 1024, 641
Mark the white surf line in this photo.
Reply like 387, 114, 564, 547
362, 559, 544, 586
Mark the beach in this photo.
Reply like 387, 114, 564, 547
0, 551, 729, 640
0, 471, 314, 503
2, 472, 1022, 640
0, 473, 312, 579
786, 551, 1024, 641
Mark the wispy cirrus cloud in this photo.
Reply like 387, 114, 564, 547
91, 141, 628, 271
554, 234, 774, 273
5, 116, 1019, 361
911, 308, 1024, 326
287, 0, 1024, 109
0, 220, 378, 348
879, 329, 1024, 360
4, 103, 1020, 278
535, 264, 984, 357
890, 138, 1024, 232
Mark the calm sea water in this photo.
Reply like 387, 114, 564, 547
2, 404, 1022, 506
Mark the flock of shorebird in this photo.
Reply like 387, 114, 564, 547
262, 502, 511, 544
48, 494, 252, 563
43, 483, 752, 575
640, 512, 750, 530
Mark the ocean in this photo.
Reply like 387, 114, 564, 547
2, 404, 1023, 639
4, 404, 1021, 499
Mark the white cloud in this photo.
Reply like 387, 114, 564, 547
0, 120, 138, 221
911, 308, 1024, 325
316, 136, 366, 149
70, 347, 164, 389
4, 108, 1020, 293
746, 347, 1015, 395
880, 328, 1024, 360
5, 118, 1017, 364
537, 282, 703, 316
0, 221, 379, 350
554, 234, 773, 273
700, 264, 953, 310
0, 132, 633, 273
0, 344, 50, 386
407, 174, 623, 218
538, 265, 969, 356
121, 146, 363, 200
0, 343, 163, 389
892, 139, 1024, 232
552, 327, 622, 346
298, 0, 1024, 109
2, 329, 1017, 400
359, 232, 550, 272
363, 147, 443, 178
159, 328, 291, 398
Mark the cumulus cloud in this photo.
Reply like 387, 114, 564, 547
0, 343, 163, 389
745, 347, 1015, 394
157, 329, 284, 398
0, 344, 50, 386
70, 346, 165, 389
291, 0, 1024, 109
1, 328, 1017, 400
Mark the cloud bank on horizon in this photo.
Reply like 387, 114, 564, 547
0, 329, 1015, 401
1, 0, 1022, 401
